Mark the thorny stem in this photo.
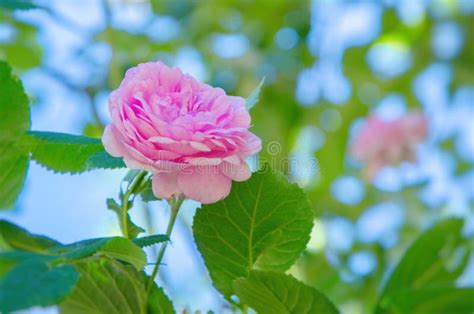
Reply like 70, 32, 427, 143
146, 195, 185, 296
121, 171, 147, 239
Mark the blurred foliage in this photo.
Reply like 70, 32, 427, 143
1, 0, 473, 312
0, 5, 42, 69
376, 218, 473, 313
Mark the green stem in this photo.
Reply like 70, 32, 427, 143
121, 171, 147, 239
146, 195, 185, 295
143, 203, 158, 255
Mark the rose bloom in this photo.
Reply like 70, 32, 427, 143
102, 62, 261, 203
351, 111, 428, 179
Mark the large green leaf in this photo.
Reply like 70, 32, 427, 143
59, 257, 148, 314
24, 131, 125, 173
0, 219, 61, 252
234, 271, 339, 314
380, 287, 474, 314
0, 260, 79, 312
148, 283, 175, 314
60, 257, 175, 313
376, 218, 472, 313
193, 166, 314, 298
0, 61, 30, 209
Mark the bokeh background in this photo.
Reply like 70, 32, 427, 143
1, 0, 473, 313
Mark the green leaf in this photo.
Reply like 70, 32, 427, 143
0, 261, 79, 312
234, 271, 339, 314
0, 250, 56, 277
0, 145, 28, 209
52, 238, 111, 259
139, 178, 160, 202
107, 198, 145, 239
377, 218, 471, 313
52, 237, 147, 271
193, 165, 314, 298
148, 282, 175, 314
86, 151, 126, 170
59, 257, 148, 314
99, 237, 147, 271
0, 0, 40, 10
24, 131, 126, 173
133, 235, 169, 248
0, 61, 30, 209
0, 250, 37, 270
25, 131, 102, 173
246, 77, 265, 110
0, 61, 30, 138
379, 287, 474, 314
0, 219, 62, 252
0, 221, 146, 269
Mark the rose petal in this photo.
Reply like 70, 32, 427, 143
152, 172, 180, 199
123, 157, 150, 171
149, 136, 211, 154
219, 161, 251, 182
177, 166, 231, 204
184, 157, 223, 166
102, 125, 127, 157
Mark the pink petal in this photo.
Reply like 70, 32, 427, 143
177, 167, 231, 204
123, 157, 149, 171
229, 96, 250, 127
149, 136, 211, 154
189, 141, 211, 152
152, 172, 180, 199
154, 160, 186, 172
184, 157, 223, 166
102, 125, 127, 157
223, 155, 241, 165
219, 161, 251, 182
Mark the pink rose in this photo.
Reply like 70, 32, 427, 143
351, 111, 428, 179
102, 62, 261, 203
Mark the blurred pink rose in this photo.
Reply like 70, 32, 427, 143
351, 111, 428, 179
102, 62, 261, 203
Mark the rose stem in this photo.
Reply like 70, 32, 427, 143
146, 195, 185, 295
